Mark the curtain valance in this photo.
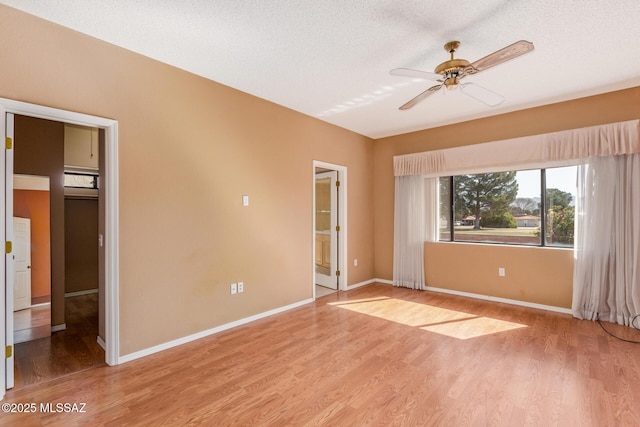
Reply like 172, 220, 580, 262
393, 119, 640, 177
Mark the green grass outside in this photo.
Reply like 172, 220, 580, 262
446, 227, 539, 237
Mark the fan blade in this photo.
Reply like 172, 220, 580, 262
390, 68, 442, 82
460, 82, 504, 107
470, 40, 534, 72
399, 84, 442, 110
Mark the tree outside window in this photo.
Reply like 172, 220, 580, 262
438, 166, 576, 247
455, 172, 518, 229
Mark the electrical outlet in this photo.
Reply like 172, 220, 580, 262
354, 259, 358, 267
238, 282, 244, 293
498, 268, 506, 277
231, 283, 237, 294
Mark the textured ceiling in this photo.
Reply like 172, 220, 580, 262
3, 1, 640, 138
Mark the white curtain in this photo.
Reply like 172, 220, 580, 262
393, 175, 426, 289
572, 153, 640, 325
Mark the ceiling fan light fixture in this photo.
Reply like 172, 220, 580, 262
444, 76, 458, 89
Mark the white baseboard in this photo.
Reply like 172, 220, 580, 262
370, 279, 571, 314
118, 297, 315, 364
423, 285, 573, 315
30, 302, 51, 308
345, 278, 377, 290
51, 323, 66, 332
65, 289, 98, 297
344, 278, 392, 290
97, 336, 106, 351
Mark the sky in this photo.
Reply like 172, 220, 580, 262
516, 166, 577, 199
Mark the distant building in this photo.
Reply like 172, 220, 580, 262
514, 215, 541, 227
461, 216, 476, 226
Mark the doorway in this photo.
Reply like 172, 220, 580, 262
11, 116, 103, 389
0, 99, 120, 399
313, 161, 347, 298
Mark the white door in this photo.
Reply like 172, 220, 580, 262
315, 170, 339, 289
13, 217, 30, 311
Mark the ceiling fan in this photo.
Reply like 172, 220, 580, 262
390, 40, 534, 110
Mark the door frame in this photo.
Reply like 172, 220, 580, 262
312, 161, 347, 297
0, 98, 120, 399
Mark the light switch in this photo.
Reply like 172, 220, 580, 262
242, 195, 249, 206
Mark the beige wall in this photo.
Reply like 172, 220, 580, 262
425, 243, 573, 308
0, 6, 374, 355
374, 87, 640, 308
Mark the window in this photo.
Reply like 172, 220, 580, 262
438, 166, 576, 247
544, 167, 576, 247
64, 172, 98, 189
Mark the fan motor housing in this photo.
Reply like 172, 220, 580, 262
434, 59, 470, 75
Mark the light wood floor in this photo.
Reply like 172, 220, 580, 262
3, 283, 640, 426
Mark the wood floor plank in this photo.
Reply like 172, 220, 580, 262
3, 283, 640, 426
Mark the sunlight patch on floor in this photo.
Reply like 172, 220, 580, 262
419, 316, 527, 339
329, 297, 527, 339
